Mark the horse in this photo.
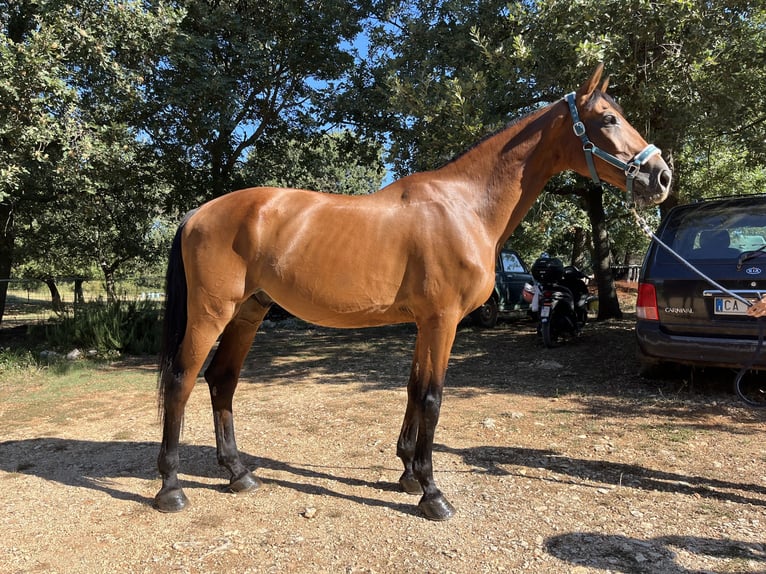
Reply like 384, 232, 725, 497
154, 64, 672, 521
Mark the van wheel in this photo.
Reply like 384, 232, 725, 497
638, 359, 678, 380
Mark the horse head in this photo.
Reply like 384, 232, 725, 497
569, 64, 672, 207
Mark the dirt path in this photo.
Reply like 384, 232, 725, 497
1, 317, 765, 573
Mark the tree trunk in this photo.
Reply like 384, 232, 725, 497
100, 261, 119, 303
0, 202, 14, 325
44, 278, 63, 312
570, 226, 588, 269
103, 270, 117, 303
74, 278, 85, 304
585, 185, 622, 320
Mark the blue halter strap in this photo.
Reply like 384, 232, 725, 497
565, 92, 660, 195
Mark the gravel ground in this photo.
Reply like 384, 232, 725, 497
1, 315, 765, 573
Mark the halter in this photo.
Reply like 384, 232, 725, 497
565, 92, 661, 195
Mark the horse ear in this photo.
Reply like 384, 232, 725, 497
577, 63, 605, 98
600, 76, 610, 93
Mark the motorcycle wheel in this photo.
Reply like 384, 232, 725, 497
542, 302, 575, 348
541, 305, 560, 348
541, 319, 556, 348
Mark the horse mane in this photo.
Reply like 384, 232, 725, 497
440, 112, 531, 169
440, 89, 621, 169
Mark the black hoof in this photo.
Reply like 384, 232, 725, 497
154, 487, 189, 513
418, 495, 456, 521
229, 470, 261, 493
398, 473, 423, 495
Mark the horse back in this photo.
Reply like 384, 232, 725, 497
181, 185, 495, 327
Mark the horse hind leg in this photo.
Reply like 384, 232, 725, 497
204, 296, 270, 494
156, 309, 231, 512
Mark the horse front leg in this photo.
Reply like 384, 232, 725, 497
397, 316, 459, 521
396, 397, 422, 495
204, 298, 269, 493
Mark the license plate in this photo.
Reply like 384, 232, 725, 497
540, 306, 550, 318
714, 297, 754, 315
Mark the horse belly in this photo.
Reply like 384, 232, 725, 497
261, 260, 413, 328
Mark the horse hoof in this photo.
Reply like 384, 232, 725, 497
399, 474, 423, 496
154, 488, 189, 513
418, 495, 456, 521
229, 470, 261, 493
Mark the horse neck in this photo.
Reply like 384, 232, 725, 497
440, 99, 572, 247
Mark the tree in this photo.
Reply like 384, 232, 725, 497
358, 0, 523, 176
0, 0, 182, 319
144, 0, 375, 208
242, 130, 386, 195
360, 0, 766, 319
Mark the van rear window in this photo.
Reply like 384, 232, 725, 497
657, 200, 766, 262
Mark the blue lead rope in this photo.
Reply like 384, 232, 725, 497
629, 207, 765, 407
564, 89, 764, 405
630, 208, 752, 306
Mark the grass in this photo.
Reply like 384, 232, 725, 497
640, 422, 696, 444
0, 285, 163, 430
3, 279, 165, 325
0, 351, 156, 427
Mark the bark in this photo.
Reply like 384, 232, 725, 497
74, 278, 85, 305
44, 278, 63, 312
0, 203, 13, 325
570, 226, 588, 269
584, 185, 622, 320
100, 261, 125, 303
103, 270, 117, 303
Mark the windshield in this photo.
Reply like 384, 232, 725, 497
658, 199, 766, 262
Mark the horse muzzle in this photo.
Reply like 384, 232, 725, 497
632, 156, 672, 208
565, 92, 672, 207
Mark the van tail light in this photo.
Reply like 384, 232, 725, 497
636, 282, 659, 320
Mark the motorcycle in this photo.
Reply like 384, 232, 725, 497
528, 256, 594, 348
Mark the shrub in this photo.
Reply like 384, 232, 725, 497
31, 299, 163, 355
0, 347, 39, 374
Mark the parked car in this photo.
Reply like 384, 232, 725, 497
635, 195, 766, 375
471, 249, 533, 327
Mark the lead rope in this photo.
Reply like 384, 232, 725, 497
629, 207, 766, 408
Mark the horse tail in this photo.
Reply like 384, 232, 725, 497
157, 209, 197, 420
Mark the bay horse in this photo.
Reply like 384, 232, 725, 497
155, 64, 671, 521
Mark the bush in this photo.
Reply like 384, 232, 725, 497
0, 347, 39, 374
32, 299, 163, 355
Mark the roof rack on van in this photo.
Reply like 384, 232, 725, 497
692, 193, 766, 203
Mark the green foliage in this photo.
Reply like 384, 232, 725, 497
1, 0, 184, 316
364, 0, 521, 175
32, 299, 162, 355
145, 0, 375, 203
242, 130, 386, 194
677, 142, 766, 203
0, 347, 39, 374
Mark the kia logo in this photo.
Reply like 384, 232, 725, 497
745, 266, 762, 275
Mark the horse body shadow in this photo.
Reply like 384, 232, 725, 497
3, 436, 764, 510
0, 437, 414, 514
